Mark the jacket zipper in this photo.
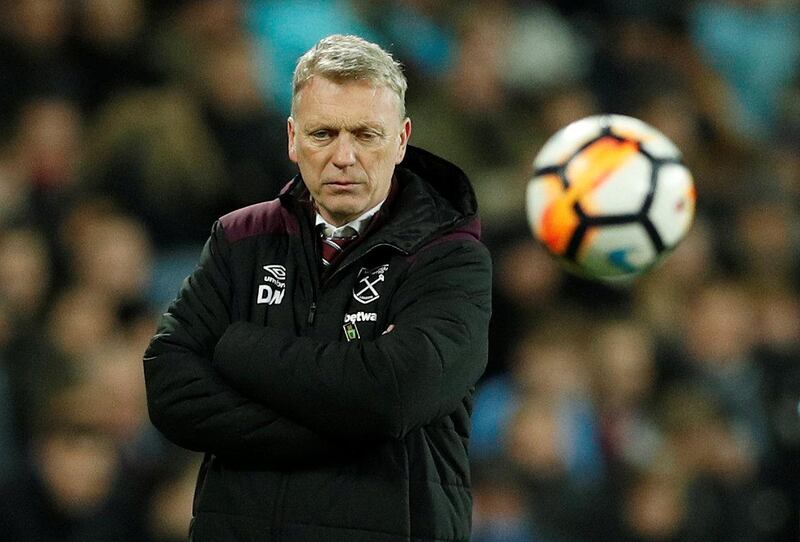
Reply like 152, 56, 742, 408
272, 474, 289, 541
307, 302, 317, 325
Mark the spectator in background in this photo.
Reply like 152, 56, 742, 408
141, 450, 201, 542
653, 281, 792, 541
353, 0, 455, 84
589, 319, 660, 472
0, 0, 78, 120
0, 226, 57, 459
619, 460, 691, 542
246, 0, 378, 113
0, 352, 139, 542
60, 205, 153, 304
194, 36, 296, 213
12, 96, 84, 235
0, 118, 35, 226
0, 226, 52, 325
407, 1, 539, 224
148, 0, 246, 84
80, 17, 293, 255
471, 459, 540, 542
18, 96, 81, 187
642, 386, 759, 542
751, 283, 800, 542
506, 392, 617, 541
474, 316, 612, 540
0, 299, 22, 478
689, 0, 800, 140
483, 234, 563, 376
472, 315, 591, 462
681, 281, 770, 458
730, 198, 799, 287
79, 87, 231, 249
77, 340, 182, 527
633, 217, 719, 343
46, 286, 118, 360
153, 0, 295, 210
67, 0, 163, 115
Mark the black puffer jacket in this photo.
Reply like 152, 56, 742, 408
144, 146, 492, 542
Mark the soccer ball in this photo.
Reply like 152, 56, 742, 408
526, 114, 695, 283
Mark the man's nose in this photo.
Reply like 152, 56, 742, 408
332, 134, 357, 168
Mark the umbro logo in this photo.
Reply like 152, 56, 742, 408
257, 265, 287, 305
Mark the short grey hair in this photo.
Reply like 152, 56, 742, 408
292, 34, 408, 118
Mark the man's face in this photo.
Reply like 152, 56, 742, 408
288, 76, 411, 226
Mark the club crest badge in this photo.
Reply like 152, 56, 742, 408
353, 264, 388, 304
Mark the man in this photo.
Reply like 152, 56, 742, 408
144, 34, 492, 542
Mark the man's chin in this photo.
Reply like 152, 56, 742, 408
319, 203, 365, 225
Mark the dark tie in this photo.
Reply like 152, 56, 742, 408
320, 226, 358, 269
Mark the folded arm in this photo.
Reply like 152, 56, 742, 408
213, 240, 492, 440
144, 222, 347, 465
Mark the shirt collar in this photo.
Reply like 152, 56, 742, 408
315, 200, 384, 238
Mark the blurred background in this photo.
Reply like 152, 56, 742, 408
0, 0, 797, 540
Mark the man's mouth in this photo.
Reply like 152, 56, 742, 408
325, 179, 359, 187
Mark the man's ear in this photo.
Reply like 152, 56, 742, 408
395, 117, 412, 164
287, 117, 297, 163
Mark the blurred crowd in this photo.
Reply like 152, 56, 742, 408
0, 0, 797, 541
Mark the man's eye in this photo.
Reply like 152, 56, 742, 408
357, 131, 380, 142
310, 130, 331, 140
